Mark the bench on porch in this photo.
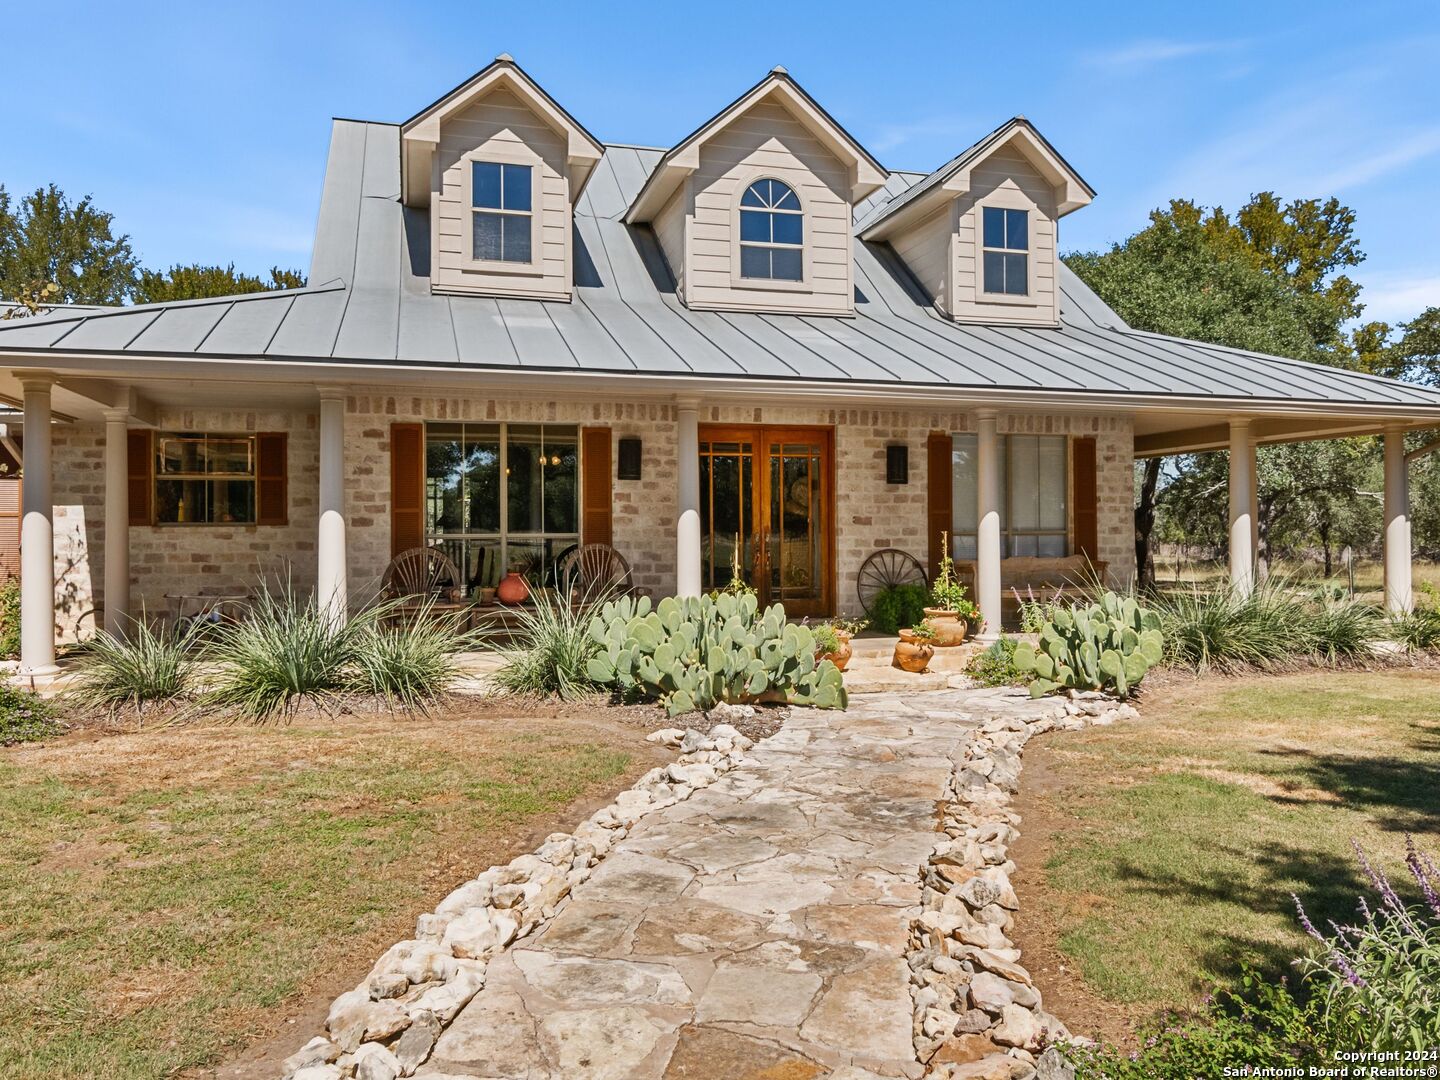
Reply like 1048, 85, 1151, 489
954, 555, 1108, 628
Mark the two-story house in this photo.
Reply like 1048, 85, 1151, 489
2, 56, 1437, 676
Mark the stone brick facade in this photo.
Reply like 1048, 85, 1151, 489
49, 392, 1133, 633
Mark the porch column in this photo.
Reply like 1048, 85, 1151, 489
1228, 418, 1255, 597
317, 391, 347, 624
975, 410, 1002, 640
1384, 426, 1413, 615
18, 375, 57, 676
675, 401, 702, 599
102, 409, 130, 637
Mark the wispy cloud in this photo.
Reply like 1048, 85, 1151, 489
867, 116, 984, 158
1355, 272, 1440, 325
1084, 38, 1246, 69
1307, 128, 1440, 192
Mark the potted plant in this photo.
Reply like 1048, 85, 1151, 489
812, 616, 866, 672
497, 553, 536, 605
893, 619, 935, 673
925, 532, 978, 646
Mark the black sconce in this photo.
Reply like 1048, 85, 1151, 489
886, 443, 909, 484
617, 436, 643, 480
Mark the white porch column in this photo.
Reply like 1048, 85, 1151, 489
1384, 426, 1413, 615
317, 391, 348, 624
975, 410, 1002, 640
19, 376, 57, 676
102, 409, 131, 637
1228, 418, 1255, 597
675, 401, 702, 599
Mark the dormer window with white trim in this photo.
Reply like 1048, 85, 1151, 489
739, 179, 804, 282
982, 206, 1028, 296
470, 160, 535, 265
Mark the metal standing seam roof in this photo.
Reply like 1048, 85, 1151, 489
2, 118, 1439, 411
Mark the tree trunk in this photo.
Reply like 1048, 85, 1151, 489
1319, 519, 1333, 578
1135, 457, 1161, 591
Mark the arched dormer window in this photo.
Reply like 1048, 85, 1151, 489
739, 179, 803, 281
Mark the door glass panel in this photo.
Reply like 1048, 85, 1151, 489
769, 442, 822, 603
700, 439, 754, 592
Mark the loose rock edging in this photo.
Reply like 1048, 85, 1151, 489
279, 713, 758, 1080
909, 691, 1137, 1080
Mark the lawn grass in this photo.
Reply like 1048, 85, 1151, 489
0, 708, 656, 1079
1015, 669, 1440, 1028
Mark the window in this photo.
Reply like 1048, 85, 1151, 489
155, 433, 256, 524
982, 206, 1028, 296
424, 422, 578, 592
951, 434, 1067, 558
739, 179, 803, 281
471, 161, 533, 264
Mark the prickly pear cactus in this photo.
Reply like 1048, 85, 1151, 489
1013, 591, 1163, 698
584, 593, 848, 716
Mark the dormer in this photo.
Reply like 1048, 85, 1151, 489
627, 68, 888, 317
859, 118, 1093, 327
402, 55, 604, 302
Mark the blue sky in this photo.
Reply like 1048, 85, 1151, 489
6, 0, 1437, 325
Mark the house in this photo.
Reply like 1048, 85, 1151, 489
2, 57, 1437, 677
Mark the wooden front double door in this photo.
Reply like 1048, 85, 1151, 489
698, 424, 835, 617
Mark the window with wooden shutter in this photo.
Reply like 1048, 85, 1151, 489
1072, 435, 1099, 563
255, 432, 288, 526
581, 427, 613, 546
390, 423, 425, 557
127, 429, 153, 526
926, 431, 952, 579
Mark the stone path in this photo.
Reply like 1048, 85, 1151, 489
421, 688, 1057, 1080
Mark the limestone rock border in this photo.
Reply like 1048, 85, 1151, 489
279, 721, 755, 1080
909, 691, 1137, 1080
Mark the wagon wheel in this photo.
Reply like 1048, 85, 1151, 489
856, 548, 927, 618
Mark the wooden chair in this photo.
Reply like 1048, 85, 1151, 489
556, 544, 635, 603
382, 546, 465, 604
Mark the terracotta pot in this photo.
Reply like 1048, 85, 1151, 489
497, 572, 530, 605
820, 631, 853, 672
893, 632, 934, 673
479, 587, 497, 606
924, 608, 969, 647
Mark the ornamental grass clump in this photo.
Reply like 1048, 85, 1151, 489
349, 598, 474, 709
490, 593, 606, 700
203, 583, 364, 721
69, 616, 197, 712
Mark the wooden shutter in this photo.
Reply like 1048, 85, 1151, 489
926, 431, 952, 579
581, 426, 613, 546
127, 429, 153, 526
1072, 435, 1099, 563
390, 423, 425, 557
0, 477, 19, 578
255, 432, 288, 526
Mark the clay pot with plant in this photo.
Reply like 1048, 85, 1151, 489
893, 620, 936, 673
925, 532, 979, 646
812, 623, 851, 672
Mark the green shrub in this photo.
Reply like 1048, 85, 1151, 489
69, 617, 196, 711
811, 623, 842, 655
1014, 591, 1163, 697
869, 582, 928, 634
1305, 598, 1387, 664
0, 684, 59, 744
203, 584, 360, 721
1071, 838, 1440, 1076
1393, 605, 1440, 652
349, 600, 472, 708
586, 593, 847, 716
966, 637, 1024, 687
1148, 578, 1393, 673
0, 575, 19, 661
491, 595, 605, 700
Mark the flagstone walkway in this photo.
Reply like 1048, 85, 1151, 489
419, 688, 1057, 1080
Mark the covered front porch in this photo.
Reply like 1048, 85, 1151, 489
1, 365, 1429, 678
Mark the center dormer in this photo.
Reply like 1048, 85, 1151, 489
626, 68, 888, 317
401, 55, 604, 302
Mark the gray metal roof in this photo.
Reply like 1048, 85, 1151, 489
3, 118, 1438, 410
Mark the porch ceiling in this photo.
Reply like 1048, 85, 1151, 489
1133, 410, 1438, 458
